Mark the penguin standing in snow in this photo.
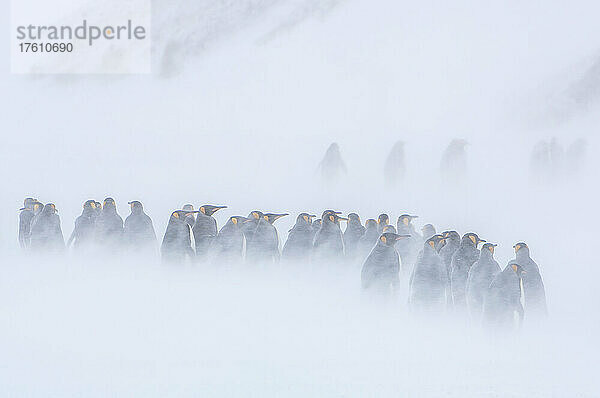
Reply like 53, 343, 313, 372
123, 201, 157, 253
439, 230, 460, 303
29, 203, 64, 253
310, 219, 321, 242
192, 205, 227, 260
18, 197, 36, 248
244, 212, 287, 264
282, 213, 316, 263
312, 210, 347, 263
396, 214, 422, 275
384, 141, 405, 189
357, 219, 380, 260
318, 143, 347, 185
482, 262, 525, 331
408, 234, 447, 313
211, 216, 248, 264
161, 209, 198, 264
450, 232, 484, 309
67, 200, 98, 251
361, 232, 410, 295
466, 242, 501, 321
95, 197, 124, 251
343, 213, 365, 259
512, 242, 547, 318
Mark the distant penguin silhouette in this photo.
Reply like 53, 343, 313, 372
318, 143, 347, 185
440, 139, 468, 184
384, 141, 405, 188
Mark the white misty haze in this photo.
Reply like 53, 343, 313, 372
1, 0, 599, 396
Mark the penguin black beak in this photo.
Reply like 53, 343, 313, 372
395, 234, 411, 240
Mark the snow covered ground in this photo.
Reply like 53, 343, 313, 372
1, 0, 599, 396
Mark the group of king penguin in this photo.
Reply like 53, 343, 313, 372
19, 197, 547, 331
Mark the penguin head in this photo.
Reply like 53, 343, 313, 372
379, 232, 411, 246
481, 243, 497, 257
94, 201, 102, 211
103, 197, 116, 211
421, 224, 436, 239
347, 213, 361, 225
391, 140, 405, 152
128, 201, 143, 214
377, 213, 389, 226
228, 216, 248, 226
21, 197, 36, 210
382, 225, 397, 234
312, 219, 322, 229
508, 261, 526, 278
297, 213, 316, 225
199, 205, 227, 217
425, 234, 446, 252
513, 242, 530, 257
263, 213, 289, 224
442, 230, 460, 243
398, 214, 417, 226
321, 209, 342, 220
324, 211, 347, 225
42, 203, 57, 215
463, 232, 485, 248
32, 201, 44, 214
365, 219, 378, 230
248, 211, 264, 221
325, 142, 341, 157
171, 209, 198, 222
182, 204, 194, 212
83, 200, 96, 213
